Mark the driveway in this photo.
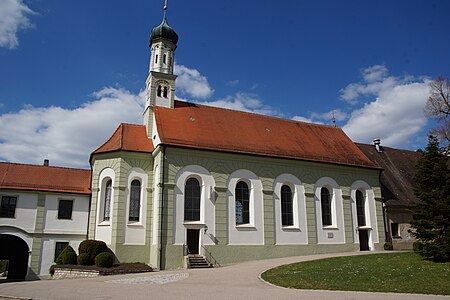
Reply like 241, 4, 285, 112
0, 251, 448, 300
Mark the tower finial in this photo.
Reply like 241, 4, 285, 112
331, 111, 337, 127
163, 0, 168, 20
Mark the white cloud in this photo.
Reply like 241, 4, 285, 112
195, 92, 281, 117
291, 109, 346, 126
174, 64, 214, 99
0, 87, 145, 168
342, 75, 430, 148
226, 80, 239, 87
0, 0, 36, 49
340, 65, 398, 105
292, 115, 316, 123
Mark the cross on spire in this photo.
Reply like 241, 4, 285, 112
163, 0, 168, 20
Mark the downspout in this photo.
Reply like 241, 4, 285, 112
159, 146, 166, 270
379, 169, 389, 243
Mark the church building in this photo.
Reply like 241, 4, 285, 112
88, 4, 384, 270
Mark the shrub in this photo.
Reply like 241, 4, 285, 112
413, 241, 423, 253
49, 265, 55, 276
95, 252, 114, 268
77, 253, 94, 265
79, 240, 109, 262
0, 260, 9, 273
384, 242, 393, 250
56, 245, 77, 265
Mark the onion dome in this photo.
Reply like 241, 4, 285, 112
150, 17, 178, 46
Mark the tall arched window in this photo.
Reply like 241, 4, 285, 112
235, 181, 250, 225
163, 86, 168, 98
321, 187, 332, 226
184, 178, 200, 221
103, 179, 112, 221
129, 180, 141, 222
157, 85, 162, 97
356, 190, 366, 226
281, 185, 293, 226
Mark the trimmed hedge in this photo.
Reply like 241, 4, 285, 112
77, 253, 94, 266
79, 240, 109, 262
56, 245, 77, 265
95, 252, 114, 268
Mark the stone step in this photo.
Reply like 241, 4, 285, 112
187, 255, 213, 269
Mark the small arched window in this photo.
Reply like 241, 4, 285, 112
235, 181, 250, 225
103, 179, 112, 221
163, 86, 168, 98
163, 54, 167, 64
129, 180, 141, 222
157, 85, 162, 97
281, 185, 293, 226
356, 190, 366, 226
321, 187, 332, 226
155, 54, 158, 64
184, 178, 201, 221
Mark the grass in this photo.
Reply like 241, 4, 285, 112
261, 252, 450, 295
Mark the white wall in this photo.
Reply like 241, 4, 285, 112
40, 238, 84, 276
350, 180, 379, 250
95, 168, 115, 245
173, 165, 216, 248
43, 195, 89, 235
124, 167, 148, 245
0, 192, 37, 232
227, 169, 264, 245
314, 177, 345, 244
273, 174, 308, 244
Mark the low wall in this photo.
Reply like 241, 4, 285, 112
52, 268, 100, 280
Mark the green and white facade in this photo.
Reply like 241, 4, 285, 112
89, 8, 384, 270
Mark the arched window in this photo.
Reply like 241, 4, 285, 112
356, 190, 366, 226
103, 179, 112, 221
163, 54, 166, 64
281, 185, 293, 226
155, 54, 158, 64
163, 86, 168, 98
235, 181, 250, 225
129, 180, 141, 222
321, 187, 332, 226
184, 178, 200, 221
157, 85, 162, 97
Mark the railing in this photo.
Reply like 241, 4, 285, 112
201, 245, 221, 268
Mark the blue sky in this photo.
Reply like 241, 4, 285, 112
1, 0, 449, 168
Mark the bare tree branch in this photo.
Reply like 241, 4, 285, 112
426, 76, 450, 145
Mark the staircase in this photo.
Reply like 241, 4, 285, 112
187, 254, 213, 269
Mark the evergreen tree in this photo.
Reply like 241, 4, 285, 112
411, 136, 450, 262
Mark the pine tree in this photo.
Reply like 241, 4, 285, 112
411, 136, 450, 262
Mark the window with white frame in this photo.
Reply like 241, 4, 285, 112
103, 179, 112, 221
129, 179, 141, 222
235, 181, 250, 225
356, 190, 366, 226
184, 177, 201, 221
321, 187, 332, 226
281, 185, 294, 226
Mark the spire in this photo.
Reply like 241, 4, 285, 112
163, 0, 167, 20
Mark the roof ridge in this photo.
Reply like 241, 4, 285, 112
173, 100, 339, 130
0, 161, 90, 172
92, 123, 124, 154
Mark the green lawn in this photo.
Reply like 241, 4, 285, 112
261, 252, 450, 295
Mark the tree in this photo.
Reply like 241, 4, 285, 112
425, 76, 450, 147
411, 136, 450, 262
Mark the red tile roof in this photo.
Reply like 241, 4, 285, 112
93, 123, 154, 155
0, 162, 91, 195
153, 101, 377, 168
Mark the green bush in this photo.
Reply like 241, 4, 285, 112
95, 252, 114, 268
79, 240, 109, 262
77, 253, 94, 265
413, 241, 423, 253
56, 245, 77, 265
384, 242, 393, 250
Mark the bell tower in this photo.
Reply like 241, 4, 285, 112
144, 0, 178, 136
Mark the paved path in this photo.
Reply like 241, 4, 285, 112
0, 251, 449, 300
